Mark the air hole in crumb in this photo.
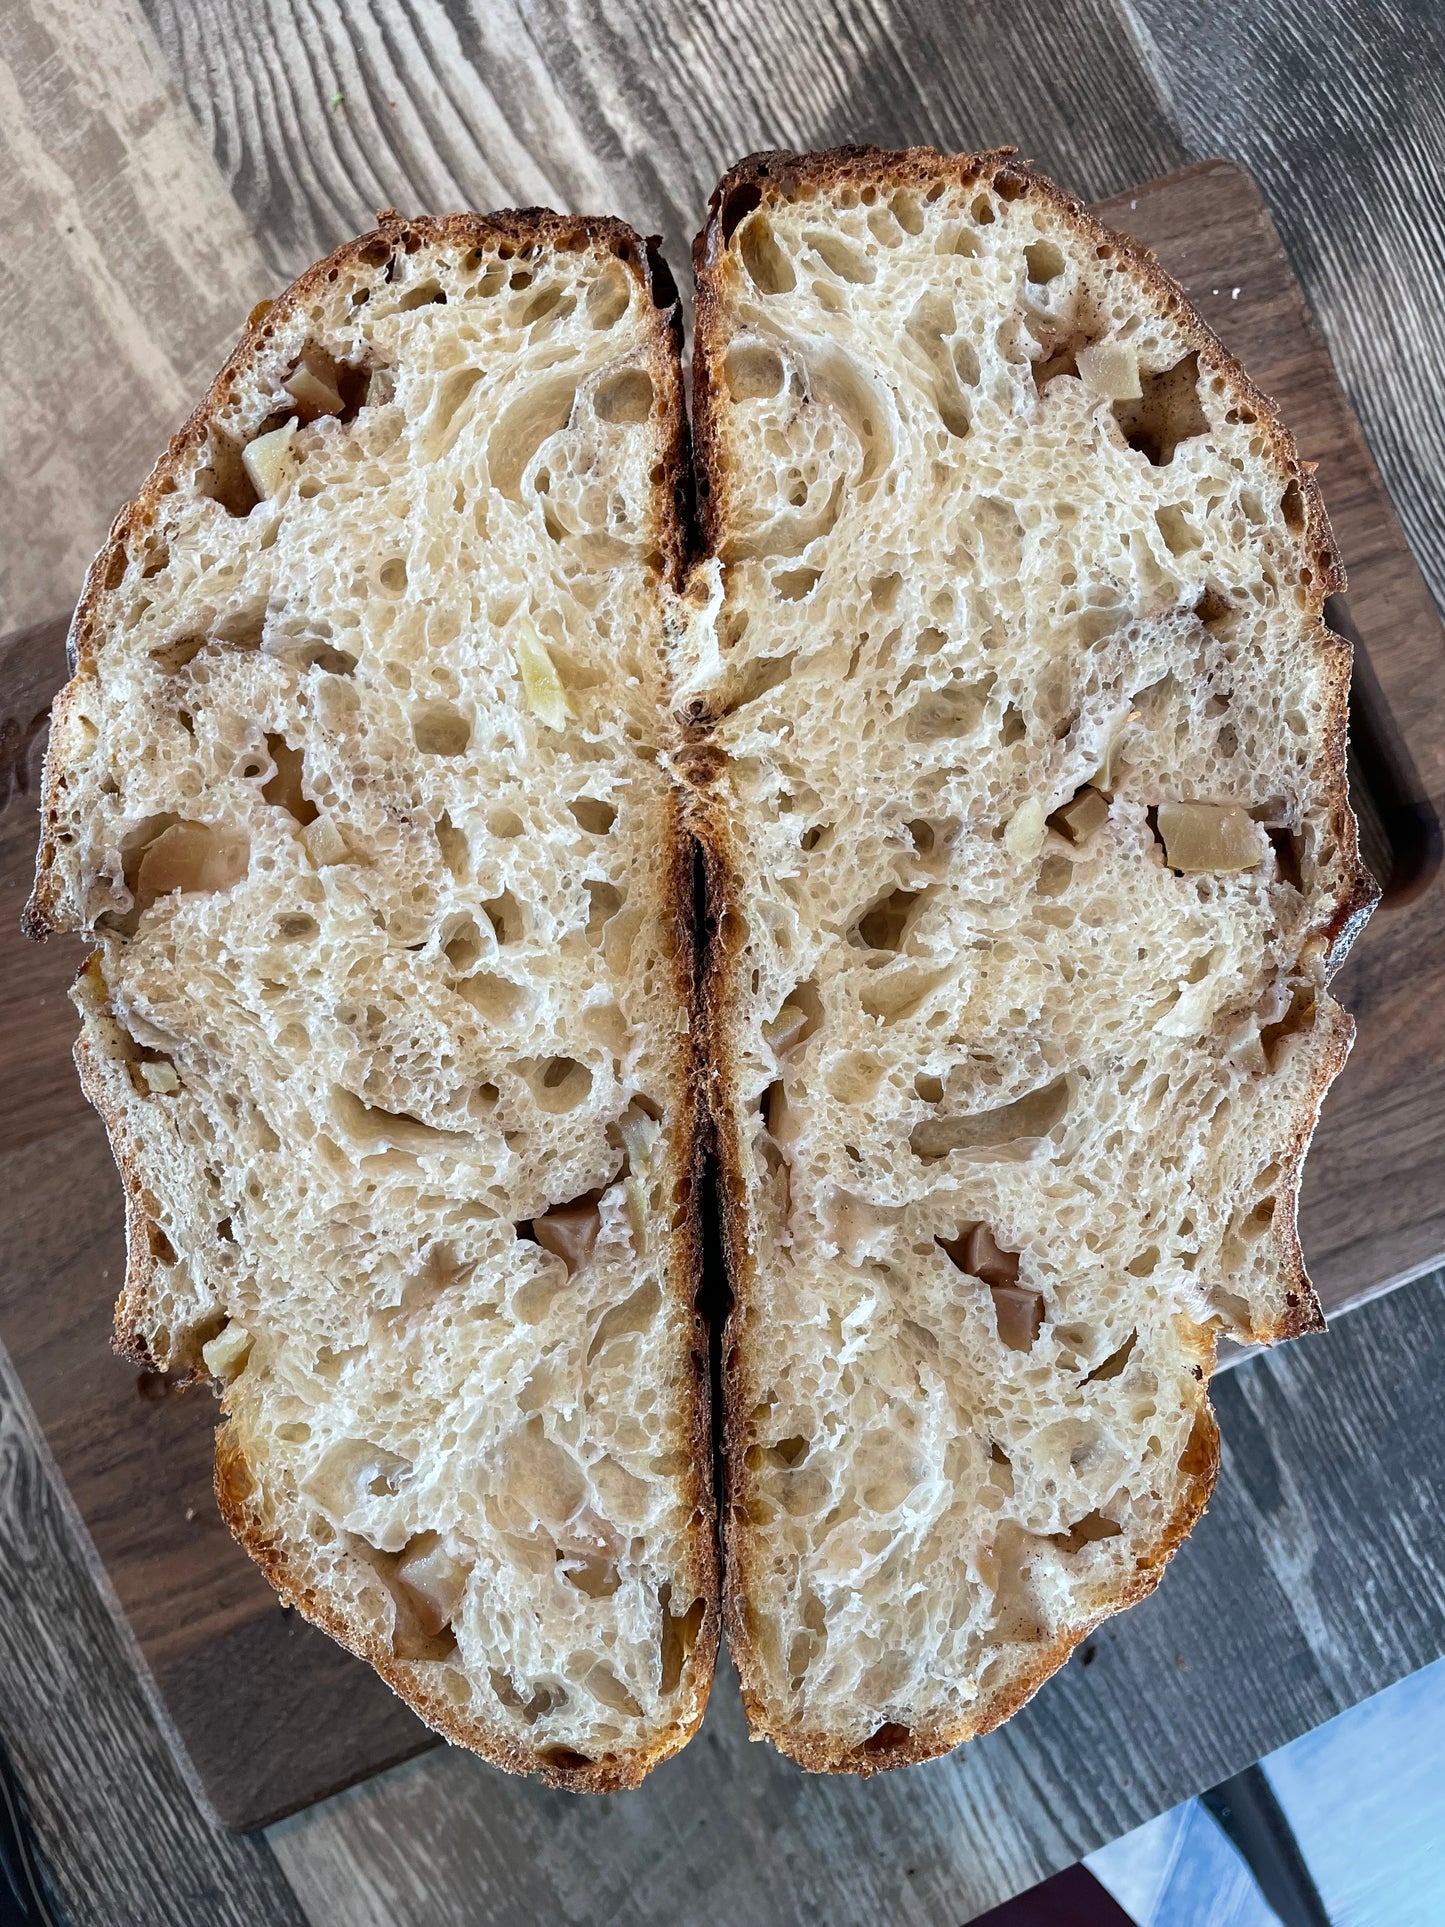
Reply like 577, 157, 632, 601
734, 653, 795, 709
436, 811, 469, 878
393, 277, 446, 310
774, 567, 821, 600
456, 972, 525, 1023
1086, 1332, 1137, 1381
276, 912, 319, 941
1261, 986, 1316, 1066
914, 1072, 944, 1103
907, 676, 992, 740
659, 1584, 705, 1694
594, 368, 653, 423
863, 1723, 911, 1756
806, 230, 876, 283
737, 212, 796, 295
850, 886, 925, 954
197, 430, 260, 517
261, 735, 318, 825
911, 1077, 1068, 1161
1194, 587, 1232, 629
522, 1191, 605, 1277
905, 292, 971, 438
297, 641, 358, 675
1267, 827, 1303, 888
412, 703, 471, 756
147, 1221, 176, 1264
569, 796, 616, 834
585, 881, 623, 943
762, 978, 823, 1056
1024, 240, 1065, 284
1156, 504, 1203, 556
119, 817, 250, 925
1111, 352, 1210, 466
1053, 1510, 1123, 1554
149, 635, 206, 674
1036, 854, 1073, 898
482, 890, 523, 945
719, 180, 763, 243
1282, 479, 1306, 532
443, 917, 483, 972
528, 1056, 593, 1113
488, 808, 524, 839
586, 264, 630, 330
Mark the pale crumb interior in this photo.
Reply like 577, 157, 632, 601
689, 168, 1357, 1755
45, 232, 707, 1766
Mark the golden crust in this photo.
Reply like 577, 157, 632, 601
33, 209, 719, 1789
686, 146, 1374, 1773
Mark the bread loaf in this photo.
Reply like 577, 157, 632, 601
682, 147, 1374, 1772
28, 211, 717, 1790
30, 149, 1373, 1789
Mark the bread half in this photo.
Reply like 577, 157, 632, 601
682, 147, 1375, 1772
28, 211, 717, 1789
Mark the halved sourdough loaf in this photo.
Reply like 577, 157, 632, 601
28, 211, 717, 1789
681, 147, 1375, 1772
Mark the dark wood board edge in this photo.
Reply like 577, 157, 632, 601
0, 1346, 309, 1915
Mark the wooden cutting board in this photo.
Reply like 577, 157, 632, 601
1, 158, 1441, 1832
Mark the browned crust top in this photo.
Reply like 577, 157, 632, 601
686, 145, 1375, 1773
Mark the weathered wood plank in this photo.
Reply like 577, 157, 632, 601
0, 0, 275, 637
269, 1274, 1445, 1925
1122, 0, 1445, 613
0, 1345, 307, 1925
138, 0, 1186, 293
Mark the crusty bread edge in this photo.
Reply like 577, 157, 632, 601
34, 210, 719, 1788
684, 145, 1376, 1773
26, 207, 690, 942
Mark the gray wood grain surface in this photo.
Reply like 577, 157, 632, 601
0, 1348, 306, 1927
137, 0, 1186, 305
1124, 0, 1445, 617
0, 0, 272, 637
267, 1272, 1445, 1926
2, 0, 1444, 1921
